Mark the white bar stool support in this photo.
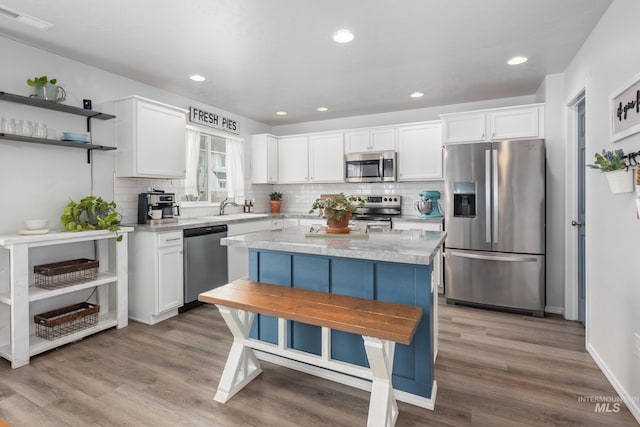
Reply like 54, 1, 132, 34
363, 336, 398, 427
213, 306, 263, 403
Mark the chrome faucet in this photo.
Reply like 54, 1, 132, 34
219, 198, 239, 215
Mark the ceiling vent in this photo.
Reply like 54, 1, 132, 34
0, 5, 54, 30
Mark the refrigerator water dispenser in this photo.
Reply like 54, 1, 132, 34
453, 182, 476, 217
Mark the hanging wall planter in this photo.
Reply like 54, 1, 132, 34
604, 169, 633, 194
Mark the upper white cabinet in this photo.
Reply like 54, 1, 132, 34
277, 133, 344, 183
278, 136, 309, 183
308, 133, 344, 182
115, 96, 187, 178
345, 127, 396, 153
397, 121, 442, 181
251, 133, 278, 183
441, 104, 544, 144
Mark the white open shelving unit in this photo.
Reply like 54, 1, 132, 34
0, 228, 133, 368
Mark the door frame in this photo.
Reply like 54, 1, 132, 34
564, 87, 586, 322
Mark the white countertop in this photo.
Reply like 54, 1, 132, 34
222, 226, 446, 266
0, 227, 135, 246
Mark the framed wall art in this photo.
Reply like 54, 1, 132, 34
610, 71, 640, 142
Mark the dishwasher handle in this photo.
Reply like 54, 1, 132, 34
184, 224, 228, 237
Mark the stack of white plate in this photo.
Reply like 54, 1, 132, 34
62, 132, 89, 143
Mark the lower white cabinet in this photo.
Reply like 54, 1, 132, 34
392, 220, 443, 294
129, 230, 184, 325
397, 121, 443, 181
227, 219, 273, 282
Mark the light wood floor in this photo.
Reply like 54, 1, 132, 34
0, 299, 637, 427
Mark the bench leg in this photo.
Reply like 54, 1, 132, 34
214, 306, 263, 403
363, 336, 398, 427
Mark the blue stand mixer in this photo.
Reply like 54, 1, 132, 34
415, 191, 443, 218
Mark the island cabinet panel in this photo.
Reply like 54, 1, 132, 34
248, 249, 434, 398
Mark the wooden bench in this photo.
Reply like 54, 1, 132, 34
199, 279, 422, 427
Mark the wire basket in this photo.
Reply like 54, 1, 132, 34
34, 302, 99, 341
34, 258, 99, 290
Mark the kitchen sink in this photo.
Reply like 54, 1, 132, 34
197, 213, 268, 221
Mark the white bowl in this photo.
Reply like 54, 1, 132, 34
24, 219, 48, 230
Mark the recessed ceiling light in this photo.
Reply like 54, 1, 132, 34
316, 107, 328, 112
276, 111, 287, 116
333, 29, 354, 43
0, 6, 53, 30
507, 56, 528, 65
189, 74, 206, 82
410, 92, 424, 98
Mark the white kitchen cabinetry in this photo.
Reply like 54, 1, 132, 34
0, 228, 132, 368
129, 230, 184, 325
251, 133, 278, 183
393, 220, 443, 294
278, 136, 309, 183
227, 219, 273, 282
441, 104, 544, 144
392, 220, 442, 362
397, 121, 443, 181
115, 96, 187, 178
308, 133, 344, 182
344, 127, 396, 153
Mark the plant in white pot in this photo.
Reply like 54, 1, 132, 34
588, 148, 632, 194
27, 75, 66, 102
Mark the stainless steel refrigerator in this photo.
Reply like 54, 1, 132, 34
443, 139, 546, 316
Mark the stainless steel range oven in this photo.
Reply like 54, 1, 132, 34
351, 195, 401, 231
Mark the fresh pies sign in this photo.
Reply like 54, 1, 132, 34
189, 107, 240, 135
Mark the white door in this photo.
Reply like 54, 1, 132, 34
397, 122, 442, 180
441, 113, 486, 144
278, 136, 309, 183
136, 101, 186, 178
344, 130, 371, 153
309, 133, 344, 182
157, 244, 184, 314
370, 128, 396, 151
490, 106, 541, 140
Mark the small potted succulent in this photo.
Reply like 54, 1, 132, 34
269, 191, 283, 213
588, 149, 632, 194
309, 193, 365, 233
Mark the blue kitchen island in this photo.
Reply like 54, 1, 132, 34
221, 226, 446, 409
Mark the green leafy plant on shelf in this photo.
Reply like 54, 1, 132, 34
60, 196, 123, 241
26, 75, 57, 86
588, 149, 627, 172
309, 193, 365, 222
269, 191, 283, 200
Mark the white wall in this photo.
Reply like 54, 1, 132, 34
0, 35, 270, 233
535, 74, 567, 314
563, 0, 640, 421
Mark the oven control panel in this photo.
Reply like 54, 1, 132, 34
361, 195, 401, 207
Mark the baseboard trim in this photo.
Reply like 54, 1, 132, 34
255, 350, 437, 410
586, 343, 640, 423
544, 305, 564, 315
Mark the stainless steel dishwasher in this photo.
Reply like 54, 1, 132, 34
181, 224, 228, 312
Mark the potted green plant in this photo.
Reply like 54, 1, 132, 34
309, 193, 365, 233
60, 196, 123, 241
588, 149, 632, 194
269, 191, 283, 213
27, 75, 66, 102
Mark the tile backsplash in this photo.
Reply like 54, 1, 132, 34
114, 177, 443, 224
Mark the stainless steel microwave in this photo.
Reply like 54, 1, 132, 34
345, 151, 397, 183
